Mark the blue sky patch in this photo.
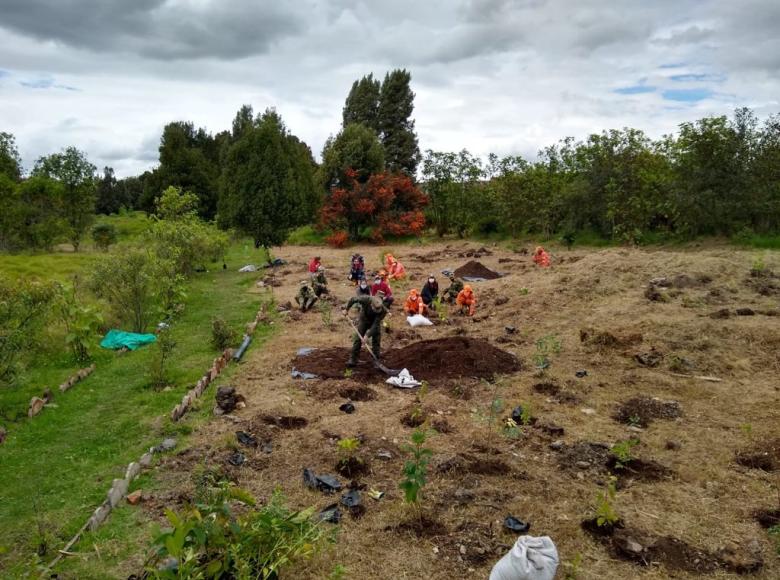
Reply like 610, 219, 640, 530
614, 85, 656, 94
669, 73, 724, 82
659, 62, 686, 69
662, 88, 714, 102
21, 78, 55, 89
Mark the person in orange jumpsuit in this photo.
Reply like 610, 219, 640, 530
403, 289, 428, 316
456, 285, 477, 316
385, 253, 406, 280
532, 246, 551, 267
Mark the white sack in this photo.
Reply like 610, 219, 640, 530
489, 535, 559, 580
407, 314, 433, 327
386, 368, 421, 389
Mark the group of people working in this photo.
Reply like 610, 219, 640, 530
296, 247, 551, 366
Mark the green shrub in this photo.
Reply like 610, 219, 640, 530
211, 317, 236, 351
90, 249, 174, 333
147, 485, 326, 579
90, 222, 118, 251
0, 278, 57, 387
55, 281, 103, 363
147, 186, 229, 276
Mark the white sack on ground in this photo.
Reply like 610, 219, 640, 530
407, 314, 433, 327
386, 368, 421, 388
489, 535, 559, 580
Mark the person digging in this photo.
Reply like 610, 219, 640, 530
342, 294, 389, 368
295, 281, 318, 312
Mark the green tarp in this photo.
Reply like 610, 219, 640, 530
100, 329, 157, 351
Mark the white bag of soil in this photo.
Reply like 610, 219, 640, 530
489, 535, 559, 580
386, 368, 421, 388
407, 314, 433, 327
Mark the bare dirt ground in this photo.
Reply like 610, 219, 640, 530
144, 241, 779, 579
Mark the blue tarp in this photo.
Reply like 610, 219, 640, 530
100, 329, 157, 350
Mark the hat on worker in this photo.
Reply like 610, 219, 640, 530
370, 296, 384, 313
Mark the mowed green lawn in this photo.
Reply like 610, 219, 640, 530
0, 236, 274, 577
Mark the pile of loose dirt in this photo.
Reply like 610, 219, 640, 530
453, 260, 502, 280
580, 328, 643, 349
292, 337, 520, 382
613, 396, 682, 427
735, 439, 780, 471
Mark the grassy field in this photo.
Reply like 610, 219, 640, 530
0, 218, 276, 577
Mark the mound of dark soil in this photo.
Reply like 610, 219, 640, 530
453, 260, 501, 280
387, 517, 447, 538
338, 385, 377, 401
755, 508, 780, 528
335, 457, 370, 478
533, 382, 581, 404
582, 522, 762, 574
614, 396, 682, 427
555, 441, 612, 472
292, 337, 520, 382
735, 439, 780, 471
580, 328, 643, 348
260, 415, 308, 430
607, 456, 674, 487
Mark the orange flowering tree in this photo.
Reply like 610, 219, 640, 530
320, 169, 428, 243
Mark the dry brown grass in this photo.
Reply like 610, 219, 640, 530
145, 242, 780, 579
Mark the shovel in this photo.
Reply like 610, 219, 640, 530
343, 312, 400, 376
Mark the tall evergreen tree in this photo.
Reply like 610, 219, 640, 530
152, 122, 220, 219
377, 69, 420, 176
342, 74, 381, 131
95, 166, 119, 214
218, 108, 318, 249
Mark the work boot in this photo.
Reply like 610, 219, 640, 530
346, 358, 357, 368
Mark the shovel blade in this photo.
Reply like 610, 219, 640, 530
373, 361, 401, 376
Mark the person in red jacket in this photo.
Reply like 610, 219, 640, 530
456, 285, 477, 316
308, 256, 321, 274
403, 289, 428, 316
532, 246, 551, 267
371, 275, 394, 306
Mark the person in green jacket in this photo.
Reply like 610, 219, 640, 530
343, 294, 388, 367
313, 265, 329, 297
442, 274, 464, 304
295, 281, 317, 312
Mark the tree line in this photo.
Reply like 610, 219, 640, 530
422, 108, 780, 243
2, 72, 778, 250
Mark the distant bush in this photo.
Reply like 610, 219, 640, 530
89, 249, 174, 333
211, 317, 236, 351
326, 230, 349, 248
147, 187, 229, 276
91, 223, 117, 251
0, 278, 57, 387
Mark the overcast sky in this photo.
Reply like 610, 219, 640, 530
1, 0, 778, 177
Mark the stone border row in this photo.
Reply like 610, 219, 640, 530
46, 303, 270, 572
27, 364, 96, 418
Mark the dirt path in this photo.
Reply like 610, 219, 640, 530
147, 241, 780, 579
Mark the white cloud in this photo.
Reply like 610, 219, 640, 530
0, 0, 778, 177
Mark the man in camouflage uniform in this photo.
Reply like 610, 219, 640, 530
343, 294, 388, 367
442, 274, 464, 304
313, 265, 329, 298
295, 281, 318, 312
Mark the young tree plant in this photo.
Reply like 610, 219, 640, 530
399, 428, 432, 511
